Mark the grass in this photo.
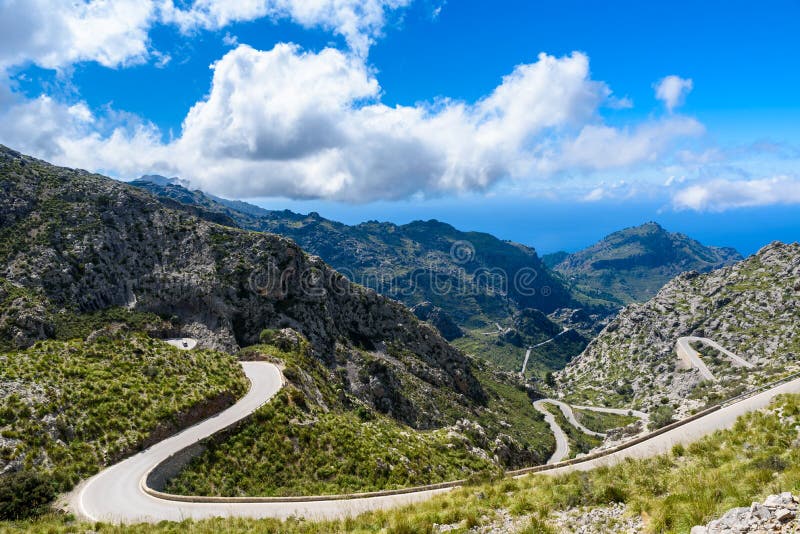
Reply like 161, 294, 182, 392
451, 328, 526, 374
0, 335, 247, 495
471, 365, 555, 461
572, 409, 638, 433
5, 393, 800, 533
452, 326, 586, 380
540, 404, 603, 457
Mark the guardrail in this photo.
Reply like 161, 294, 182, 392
140, 368, 800, 504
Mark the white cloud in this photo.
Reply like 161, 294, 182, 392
582, 187, 606, 202
222, 32, 239, 47
0, 0, 156, 70
654, 75, 693, 112
0, 93, 171, 176
160, 0, 412, 56
173, 47, 623, 200
607, 95, 633, 109
672, 175, 800, 211
0, 0, 413, 74
0, 45, 709, 202
545, 118, 704, 172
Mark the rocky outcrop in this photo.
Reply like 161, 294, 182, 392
548, 307, 611, 338
550, 502, 644, 533
691, 492, 798, 533
556, 242, 800, 414
0, 284, 52, 349
0, 146, 486, 426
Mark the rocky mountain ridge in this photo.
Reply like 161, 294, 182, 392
130, 175, 605, 375
548, 222, 742, 306
130, 176, 592, 323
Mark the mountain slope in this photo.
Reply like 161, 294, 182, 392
0, 146, 557, 498
556, 241, 800, 415
130, 176, 596, 376
0, 145, 488, 423
130, 177, 585, 324
551, 222, 742, 305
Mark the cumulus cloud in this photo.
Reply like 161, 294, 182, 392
222, 32, 239, 47
0, 92, 171, 176
672, 175, 800, 211
654, 75, 693, 112
174, 46, 632, 200
0, 0, 155, 70
0, 0, 413, 74
547, 118, 704, 172
160, 0, 412, 56
0, 44, 709, 202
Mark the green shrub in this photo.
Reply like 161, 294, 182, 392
650, 405, 675, 430
259, 328, 278, 344
0, 471, 55, 520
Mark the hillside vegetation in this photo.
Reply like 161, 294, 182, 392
557, 241, 800, 415
6, 393, 800, 533
166, 333, 554, 496
0, 333, 247, 519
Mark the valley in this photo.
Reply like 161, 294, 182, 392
0, 147, 797, 534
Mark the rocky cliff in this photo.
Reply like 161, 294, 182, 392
131, 177, 587, 325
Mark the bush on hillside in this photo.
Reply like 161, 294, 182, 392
0, 471, 55, 520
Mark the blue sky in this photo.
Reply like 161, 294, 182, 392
0, 0, 798, 254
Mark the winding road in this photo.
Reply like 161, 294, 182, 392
676, 336, 754, 381
537, 374, 800, 477
66, 361, 448, 523
65, 336, 799, 524
532, 399, 648, 463
533, 400, 570, 464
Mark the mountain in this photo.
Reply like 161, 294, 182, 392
0, 146, 487, 423
541, 250, 569, 269
550, 222, 742, 306
556, 241, 800, 416
130, 176, 597, 375
132, 176, 583, 325
0, 146, 556, 501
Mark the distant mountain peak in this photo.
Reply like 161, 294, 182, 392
136, 174, 187, 187
552, 222, 742, 305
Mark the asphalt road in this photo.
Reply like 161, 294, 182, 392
65, 338, 796, 524
540, 374, 800, 476
545, 399, 606, 437
533, 400, 570, 463
66, 361, 448, 523
571, 404, 649, 420
520, 329, 570, 375
164, 338, 197, 350
676, 336, 754, 382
